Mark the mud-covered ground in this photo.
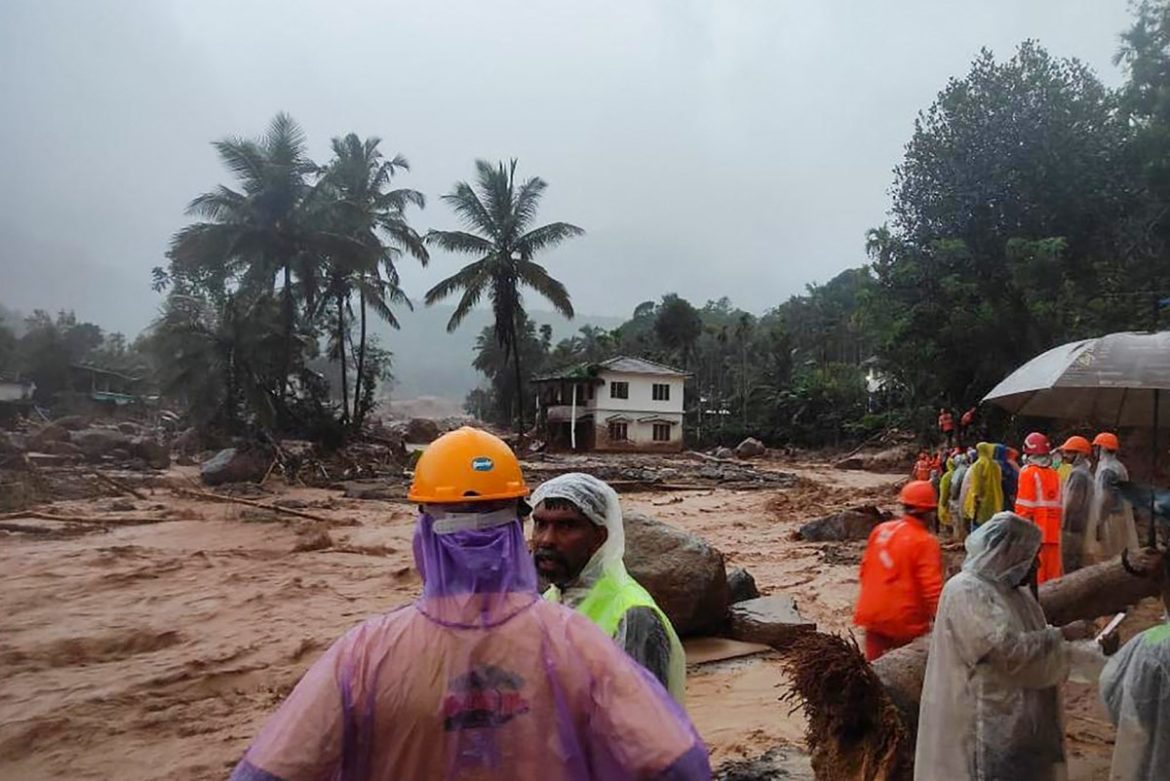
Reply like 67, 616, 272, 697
0, 458, 1147, 779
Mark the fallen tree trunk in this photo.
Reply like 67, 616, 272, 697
873, 548, 1166, 729
784, 549, 1164, 781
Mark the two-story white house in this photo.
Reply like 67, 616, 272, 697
533, 356, 687, 452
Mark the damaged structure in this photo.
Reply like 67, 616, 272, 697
534, 356, 687, 452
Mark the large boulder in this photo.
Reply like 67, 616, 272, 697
796, 506, 888, 542
28, 423, 71, 451
735, 437, 766, 459
727, 595, 816, 649
200, 448, 270, 486
405, 418, 440, 444
41, 440, 84, 458
713, 446, 735, 460
623, 511, 730, 636
130, 437, 171, 470
73, 428, 132, 460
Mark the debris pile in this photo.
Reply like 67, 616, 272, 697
523, 452, 798, 491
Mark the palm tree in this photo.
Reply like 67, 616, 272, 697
319, 134, 427, 427
169, 113, 327, 404
426, 159, 583, 429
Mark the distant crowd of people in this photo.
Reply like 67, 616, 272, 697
856, 420, 1164, 780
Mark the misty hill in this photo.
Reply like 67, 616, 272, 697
374, 304, 623, 401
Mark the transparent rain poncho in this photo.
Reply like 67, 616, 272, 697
1100, 618, 1170, 780
532, 473, 687, 704
961, 442, 1003, 529
1085, 449, 1140, 564
915, 513, 1071, 781
1061, 456, 1094, 573
228, 506, 709, 781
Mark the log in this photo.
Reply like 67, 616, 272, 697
871, 548, 1166, 726
169, 486, 336, 523
90, 470, 149, 500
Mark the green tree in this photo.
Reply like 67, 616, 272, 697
168, 113, 336, 406
318, 133, 427, 428
425, 159, 583, 430
868, 41, 1137, 407
653, 294, 702, 369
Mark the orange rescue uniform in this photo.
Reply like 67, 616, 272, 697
853, 516, 944, 660
1015, 463, 1064, 583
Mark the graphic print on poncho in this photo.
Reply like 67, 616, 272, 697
441, 665, 531, 731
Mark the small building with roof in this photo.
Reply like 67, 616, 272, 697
533, 356, 687, 452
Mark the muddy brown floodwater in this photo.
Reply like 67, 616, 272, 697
0, 460, 1142, 779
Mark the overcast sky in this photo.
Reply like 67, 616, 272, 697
0, 0, 1136, 337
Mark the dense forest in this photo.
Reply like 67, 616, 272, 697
3, 2, 1170, 450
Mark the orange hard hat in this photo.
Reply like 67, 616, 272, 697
1022, 432, 1051, 456
407, 427, 529, 504
1058, 435, 1092, 455
900, 480, 938, 511
1092, 432, 1120, 451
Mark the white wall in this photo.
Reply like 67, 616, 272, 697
589, 371, 684, 414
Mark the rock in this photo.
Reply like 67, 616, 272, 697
200, 448, 270, 486
175, 454, 197, 466
727, 567, 761, 604
51, 415, 91, 431
293, 529, 334, 552
727, 595, 816, 649
105, 499, 137, 513
28, 423, 71, 451
0, 431, 19, 455
73, 429, 132, 460
713, 446, 735, 460
735, 437, 766, 459
796, 506, 887, 542
129, 437, 170, 469
41, 440, 84, 458
623, 511, 731, 636
834, 445, 916, 473
405, 418, 440, 444
343, 481, 397, 501
173, 427, 200, 456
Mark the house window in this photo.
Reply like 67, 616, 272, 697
610, 381, 629, 399
652, 423, 671, 442
587, 384, 594, 400
652, 383, 670, 402
608, 422, 629, 441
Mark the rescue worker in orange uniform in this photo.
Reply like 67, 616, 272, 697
1014, 432, 1064, 584
913, 452, 933, 482
854, 480, 944, 661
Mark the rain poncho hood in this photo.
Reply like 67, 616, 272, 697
915, 512, 1071, 781
533, 473, 686, 703
1085, 449, 1140, 564
229, 506, 709, 781
1100, 617, 1170, 780
961, 442, 1004, 527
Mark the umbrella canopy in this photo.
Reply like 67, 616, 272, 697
983, 331, 1170, 427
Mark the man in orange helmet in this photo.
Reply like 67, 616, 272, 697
1058, 435, 1094, 572
1086, 432, 1139, 564
854, 480, 944, 661
1015, 432, 1064, 583
229, 428, 709, 781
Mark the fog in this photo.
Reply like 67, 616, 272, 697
0, 0, 1133, 337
